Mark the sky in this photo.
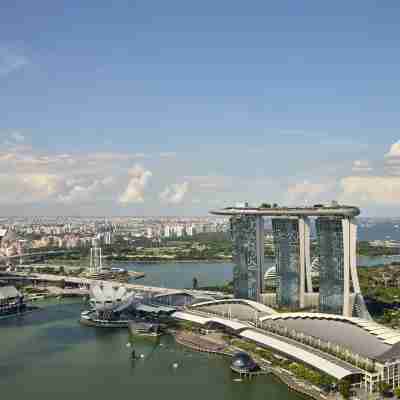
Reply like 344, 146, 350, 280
1, 1, 400, 217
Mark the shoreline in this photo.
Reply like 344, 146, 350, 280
112, 259, 233, 264
35, 253, 400, 266
174, 330, 325, 400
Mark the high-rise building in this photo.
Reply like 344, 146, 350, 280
316, 218, 344, 315
316, 217, 361, 317
212, 205, 367, 318
272, 219, 301, 309
272, 217, 312, 309
175, 225, 184, 238
163, 225, 171, 238
230, 215, 264, 301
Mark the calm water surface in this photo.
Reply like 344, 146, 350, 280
121, 255, 399, 290
0, 300, 300, 400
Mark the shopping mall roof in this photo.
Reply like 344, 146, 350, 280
240, 329, 361, 380
260, 313, 400, 360
172, 310, 368, 378
172, 311, 250, 331
190, 298, 277, 315
210, 205, 360, 218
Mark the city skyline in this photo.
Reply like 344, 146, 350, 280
2, 1, 400, 216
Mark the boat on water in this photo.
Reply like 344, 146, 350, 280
0, 286, 30, 319
128, 320, 163, 337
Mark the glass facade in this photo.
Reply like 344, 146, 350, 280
272, 219, 301, 309
316, 217, 344, 315
230, 215, 263, 301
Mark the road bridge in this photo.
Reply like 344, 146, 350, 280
0, 272, 230, 299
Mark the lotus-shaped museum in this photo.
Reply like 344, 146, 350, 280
89, 284, 134, 313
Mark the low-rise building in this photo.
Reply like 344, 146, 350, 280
0, 286, 26, 317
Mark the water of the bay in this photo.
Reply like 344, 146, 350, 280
0, 299, 300, 400
121, 255, 400, 290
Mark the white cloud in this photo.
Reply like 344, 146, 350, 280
0, 46, 28, 77
340, 176, 400, 205
119, 165, 152, 204
286, 180, 335, 205
385, 140, 400, 158
352, 160, 372, 173
159, 152, 177, 158
0, 152, 17, 162
57, 177, 114, 204
160, 182, 189, 204
87, 152, 143, 162
184, 175, 233, 191
0, 173, 61, 203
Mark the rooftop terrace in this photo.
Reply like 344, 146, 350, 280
210, 205, 360, 218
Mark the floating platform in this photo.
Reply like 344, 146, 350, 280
128, 320, 164, 337
79, 311, 129, 328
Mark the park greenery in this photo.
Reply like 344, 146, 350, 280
358, 264, 400, 325
39, 233, 234, 263
26, 234, 400, 268
338, 379, 351, 399
358, 241, 400, 256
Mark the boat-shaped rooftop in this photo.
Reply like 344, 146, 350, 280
210, 205, 360, 218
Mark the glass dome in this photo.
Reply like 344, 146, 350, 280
231, 352, 257, 371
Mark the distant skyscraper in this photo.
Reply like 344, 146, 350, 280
186, 224, 194, 236
175, 225, 184, 238
163, 225, 171, 238
89, 246, 102, 274
146, 227, 153, 238
230, 215, 264, 301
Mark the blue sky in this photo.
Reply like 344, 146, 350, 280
1, 1, 400, 216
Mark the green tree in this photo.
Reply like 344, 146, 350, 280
338, 379, 351, 399
260, 203, 271, 208
394, 386, 400, 398
378, 380, 391, 395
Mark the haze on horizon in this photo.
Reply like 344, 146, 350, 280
1, 1, 400, 217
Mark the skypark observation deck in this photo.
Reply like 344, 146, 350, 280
210, 205, 360, 218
